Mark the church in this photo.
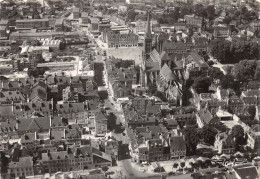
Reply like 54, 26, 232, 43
140, 11, 185, 105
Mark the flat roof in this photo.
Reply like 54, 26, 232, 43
16, 19, 49, 23
55, 18, 64, 25
0, 20, 8, 25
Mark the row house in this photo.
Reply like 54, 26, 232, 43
184, 14, 204, 28
0, 91, 26, 105
11, 101, 53, 118
213, 26, 231, 38
55, 102, 89, 125
247, 124, 260, 153
8, 157, 34, 178
124, 110, 157, 129
136, 136, 186, 163
105, 31, 139, 48
41, 145, 94, 174
214, 132, 235, 154
15, 19, 49, 29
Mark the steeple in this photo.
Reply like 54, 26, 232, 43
145, 10, 152, 38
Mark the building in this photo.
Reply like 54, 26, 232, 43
41, 145, 94, 174
94, 111, 107, 136
54, 18, 64, 31
169, 136, 186, 159
214, 132, 235, 154
72, 7, 80, 19
90, 17, 99, 31
0, 26, 7, 38
80, 12, 89, 24
247, 124, 260, 153
213, 26, 231, 38
184, 14, 204, 28
105, 31, 138, 48
41, 39, 61, 51
196, 109, 213, 128
15, 19, 49, 29
8, 157, 34, 178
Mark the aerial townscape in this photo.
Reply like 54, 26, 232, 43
0, 0, 260, 179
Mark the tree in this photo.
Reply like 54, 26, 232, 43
194, 4, 206, 17
193, 77, 211, 93
231, 125, 245, 150
233, 60, 257, 82
248, 106, 256, 120
205, 5, 215, 20
102, 166, 109, 172
207, 67, 224, 81
127, 10, 137, 22
210, 40, 232, 63
185, 117, 197, 126
173, 163, 178, 168
200, 125, 218, 145
180, 162, 186, 172
184, 126, 200, 155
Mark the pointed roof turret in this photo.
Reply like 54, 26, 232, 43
145, 10, 152, 38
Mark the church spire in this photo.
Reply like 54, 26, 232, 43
145, 10, 151, 38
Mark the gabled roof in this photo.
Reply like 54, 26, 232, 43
95, 111, 107, 121
148, 49, 160, 63
17, 117, 50, 132
169, 136, 186, 150
160, 64, 176, 81
197, 109, 213, 124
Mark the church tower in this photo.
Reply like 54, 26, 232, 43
143, 11, 152, 60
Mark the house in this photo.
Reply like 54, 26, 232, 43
213, 26, 231, 38
16, 117, 51, 135
214, 132, 235, 154
146, 139, 170, 162
55, 102, 89, 125
247, 124, 260, 153
196, 109, 213, 128
94, 111, 107, 136
216, 110, 233, 121
92, 148, 112, 168
8, 157, 34, 178
41, 145, 94, 173
20, 132, 40, 150
0, 91, 26, 105
184, 14, 204, 27
29, 81, 48, 102
228, 96, 244, 114
104, 138, 118, 159
169, 136, 186, 159
216, 87, 229, 101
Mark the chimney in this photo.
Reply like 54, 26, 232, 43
49, 116, 52, 127
64, 129, 66, 139
15, 120, 19, 130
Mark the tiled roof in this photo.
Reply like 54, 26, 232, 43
56, 103, 87, 114
169, 136, 186, 150
0, 91, 26, 102
160, 64, 177, 81
95, 111, 107, 121
17, 117, 50, 132
197, 109, 213, 124
9, 157, 33, 168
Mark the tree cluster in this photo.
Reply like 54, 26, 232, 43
210, 39, 259, 64
27, 67, 48, 78
233, 60, 258, 82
